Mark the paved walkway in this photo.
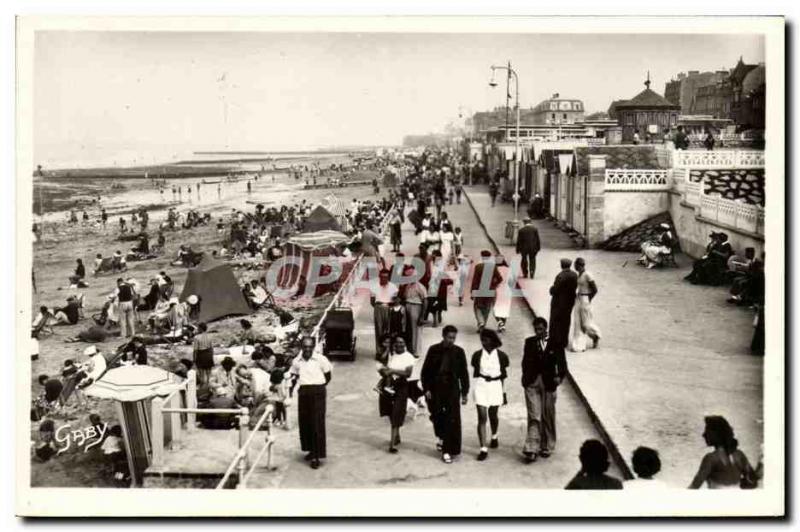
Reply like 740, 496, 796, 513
464, 186, 764, 487
249, 194, 617, 488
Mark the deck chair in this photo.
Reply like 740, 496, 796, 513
661, 243, 680, 268
94, 257, 115, 276
31, 312, 55, 339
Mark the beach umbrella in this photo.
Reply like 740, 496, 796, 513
84, 365, 184, 402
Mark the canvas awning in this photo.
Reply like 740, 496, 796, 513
286, 230, 351, 251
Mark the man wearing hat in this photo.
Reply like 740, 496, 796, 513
516, 218, 541, 279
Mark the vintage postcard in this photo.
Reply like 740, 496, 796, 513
15, 16, 785, 517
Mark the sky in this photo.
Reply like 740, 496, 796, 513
33, 31, 764, 166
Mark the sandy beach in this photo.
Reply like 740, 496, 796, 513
29, 152, 381, 487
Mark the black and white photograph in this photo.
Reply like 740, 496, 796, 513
13, 15, 785, 517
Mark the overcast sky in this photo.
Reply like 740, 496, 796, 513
34, 31, 764, 163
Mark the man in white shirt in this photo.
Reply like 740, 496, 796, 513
289, 336, 332, 469
371, 269, 398, 352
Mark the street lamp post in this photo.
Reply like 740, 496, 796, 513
489, 62, 521, 238
459, 105, 475, 186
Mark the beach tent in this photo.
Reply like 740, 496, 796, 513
321, 194, 351, 232
276, 231, 353, 290
179, 256, 251, 323
303, 205, 341, 232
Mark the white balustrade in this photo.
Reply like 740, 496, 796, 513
673, 149, 765, 169
697, 192, 763, 236
604, 169, 670, 191
735, 150, 766, 167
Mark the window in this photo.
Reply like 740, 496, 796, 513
563, 113, 567, 120
551, 113, 556, 120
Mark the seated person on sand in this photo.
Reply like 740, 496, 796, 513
33, 420, 58, 463
266, 239, 283, 261
184, 294, 201, 322
236, 364, 271, 398
252, 345, 278, 373
93, 294, 119, 328
111, 250, 127, 272
157, 271, 174, 299
148, 297, 186, 335
209, 356, 238, 397
53, 296, 81, 326
31, 306, 55, 337
137, 279, 162, 312
237, 319, 261, 345
68, 258, 86, 287
174, 245, 191, 266
639, 223, 675, 269
128, 234, 150, 258
155, 231, 166, 252
66, 323, 112, 344
120, 337, 148, 365
92, 253, 105, 275
33, 374, 64, 419
247, 280, 270, 308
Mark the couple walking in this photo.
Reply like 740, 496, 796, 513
418, 326, 510, 464
549, 257, 602, 352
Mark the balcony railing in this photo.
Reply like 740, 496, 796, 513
673, 149, 765, 169
605, 169, 670, 191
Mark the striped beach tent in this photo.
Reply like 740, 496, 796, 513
321, 193, 350, 232
275, 231, 353, 290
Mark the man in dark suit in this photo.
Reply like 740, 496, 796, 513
549, 258, 578, 349
521, 316, 568, 462
421, 325, 470, 464
516, 218, 541, 279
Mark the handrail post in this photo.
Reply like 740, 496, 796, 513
186, 369, 197, 431
151, 397, 165, 468
169, 393, 181, 447
239, 408, 250, 470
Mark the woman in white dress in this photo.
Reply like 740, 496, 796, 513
439, 223, 455, 270
426, 222, 441, 254
493, 255, 513, 333
470, 329, 510, 461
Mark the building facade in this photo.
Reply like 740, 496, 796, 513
530, 96, 585, 125
612, 77, 681, 142
664, 70, 730, 115
664, 58, 765, 131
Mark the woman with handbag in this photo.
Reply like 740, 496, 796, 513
470, 328, 509, 461
689, 416, 759, 489
376, 336, 416, 454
